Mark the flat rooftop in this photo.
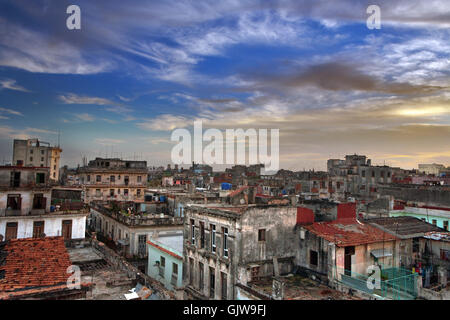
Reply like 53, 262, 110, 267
366, 216, 446, 238
247, 275, 360, 300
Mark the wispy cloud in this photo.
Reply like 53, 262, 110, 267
0, 107, 23, 117
94, 138, 125, 146
0, 79, 31, 92
137, 114, 192, 131
59, 93, 134, 116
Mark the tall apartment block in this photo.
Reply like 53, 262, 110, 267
12, 139, 62, 181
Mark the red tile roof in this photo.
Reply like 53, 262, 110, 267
229, 186, 249, 197
147, 240, 182, 260
303, 219, 398, 247
0, 237, 72, 294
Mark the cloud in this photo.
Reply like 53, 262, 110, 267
0, 107, 23, 117
74, 113, 95, 122
0, 79, 31, 92
0, 126, 58, 140
59, 93, 134, 115
59, 94, 117, 106
94, 138, 125, 146
0, 18, 112, 74
242, 61, 447, 95
24, 127, 58, 135
137, 114, 191, 131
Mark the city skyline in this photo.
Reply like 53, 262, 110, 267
0, 0, 449, 171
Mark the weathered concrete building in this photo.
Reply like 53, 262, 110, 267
327, 154, 395, 200
0, 166, 88, 241
147, 233, 183, 294
75, 158, 148, 203
12, 138, 62, 181
89, 201, 183, 273
418, 163, 446, 176
0, 237, 91, 300
183, 203, 298, 300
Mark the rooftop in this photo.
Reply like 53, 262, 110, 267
244, 275, 360, 300
303, 219, 398, 247
0, 237, 89, 299
365, 216, 446, 238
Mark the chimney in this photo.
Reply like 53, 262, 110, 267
337, 202, 356, 221
296, 206, 315, 225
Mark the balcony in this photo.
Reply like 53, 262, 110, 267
91, 204, 184, 227
1, 209, 22, 217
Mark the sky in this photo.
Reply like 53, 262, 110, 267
0, 0, 449, 171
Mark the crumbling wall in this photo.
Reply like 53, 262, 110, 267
240, 206, 297, 280
89, 238, 176, 300
379, 185, 450, 207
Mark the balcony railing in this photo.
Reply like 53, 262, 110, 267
0, 207, 89, 217
91, 204, 184, 227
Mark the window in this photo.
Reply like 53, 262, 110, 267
32, 194, 46, 209
110, 189, 114, 196
189, 258, 194, 285
361, 170, 365, 177
124, 176, 129, 186
171, 263, 178, 286
209, 267, 215, 299
87, 175, 90, 182
159, 256, 165, 278
7, 194, 21, 210
413, 238, 420, 253
258, 229, 266, 242
251, 266, 260, 281
199, 262, 204, 291
138, 235, 147, 256
211, 224, 216, 253
30, 156, 33, 162
222, 227, 229, 258
124, 189, 129, 196
432, 219, 437, 226
96, 189, 101, 197
62, 220, 72, 240
10, 172, 20, 187
200, 221, 205, 248
30, 150, 33, 154
137, 189, 141, 196
5, 222, 18, 240
41, 150, 44, 155
441, 249, 449, 261
33, 221, 45, 238
310, 250, 318, 266
371, 170, 375, 178
53, 165, 56, 170
191, 219, 195, 245
110, 175, 115, 183
41, 157, 44, 162
221, 272, 227, 300
36, 172, 45, 184
387, 172, 391, 178
137, 176, 142, 183
444, 221, 449, 231
96, 175, 101, 182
